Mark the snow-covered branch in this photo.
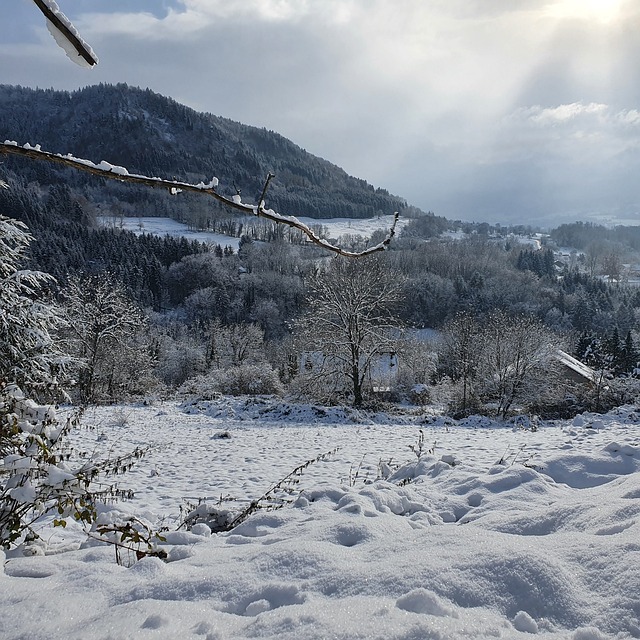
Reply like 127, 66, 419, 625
31, 0, 98, 68
0, 142, 399, 258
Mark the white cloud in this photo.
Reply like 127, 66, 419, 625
4, 0, 640, 223
526, 102, 608, 125
76, 0, 361, 40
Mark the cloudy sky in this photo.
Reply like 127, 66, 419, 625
3, 0, 640, 225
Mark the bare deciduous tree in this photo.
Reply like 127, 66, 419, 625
600, 251, 623, 282
61, 274, 150, 403
205, 320, 265, 369
439, 312, 482, 416
440, 311, 562, 418
477, 311, 561, 419
296, 256, 404, 407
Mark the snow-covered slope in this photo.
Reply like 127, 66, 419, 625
98, 214, 406, 248
98, 216, 241, 250
2, 398, 639, 639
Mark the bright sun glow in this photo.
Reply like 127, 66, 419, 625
547, 0, 623, 23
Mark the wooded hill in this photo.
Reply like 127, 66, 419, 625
4, 81, 640, 415
0, 83, 409, 221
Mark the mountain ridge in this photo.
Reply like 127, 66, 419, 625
0, 83, 413, 221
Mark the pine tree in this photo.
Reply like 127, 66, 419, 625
621, 331, 638, 376
0, 215, 65, 394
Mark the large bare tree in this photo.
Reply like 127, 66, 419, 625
440, 311, 562, 418
297, 255, 404, 407
477, 312, 561, 418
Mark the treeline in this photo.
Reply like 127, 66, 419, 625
0, 178, 208, 309
551, 220, 640, 253
8, 79, 640, 556
5, 152, 640, 415
6, 174, 640, 345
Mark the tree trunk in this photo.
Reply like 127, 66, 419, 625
352, 363, 363, 407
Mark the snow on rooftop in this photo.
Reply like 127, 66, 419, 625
556, 349, 598, 383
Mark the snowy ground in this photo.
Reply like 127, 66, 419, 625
97, 216, 241, 251
2, 397, 640, 639
97, 214, 407, 250
295, 215, 410, 240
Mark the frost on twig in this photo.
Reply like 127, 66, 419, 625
31, 0, 98, 68
0, 141, 399, 258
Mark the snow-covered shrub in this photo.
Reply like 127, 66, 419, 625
574, 375, 640, 415
181, 364, 284, 398
89, 511, 167, 567
0, 214, 144, 548
289, 365, 348, 406
0, 387, 145, 547
154, 332, 206, 388
214, 363, 283, 396
409, 383, 431, 406
179, 501, 237, 533
180, 448, 338, 533
177, 375, 223, 401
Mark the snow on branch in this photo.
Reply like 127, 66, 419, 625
0, 141, 399, 258
31, 0, 98, 68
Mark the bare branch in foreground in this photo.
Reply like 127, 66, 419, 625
0, 142, 399, 258
31, 0, 98, 67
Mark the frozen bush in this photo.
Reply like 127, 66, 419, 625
180, 364, 284, 398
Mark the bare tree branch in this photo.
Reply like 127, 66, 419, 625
0, 142, 399, 258
31, 0, 98, 67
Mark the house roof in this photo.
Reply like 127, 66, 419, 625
555, 349, 597, 384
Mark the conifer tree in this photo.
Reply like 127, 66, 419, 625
621, 331, 638, 376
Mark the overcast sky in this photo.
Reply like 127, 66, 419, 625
3, 0, 640, 226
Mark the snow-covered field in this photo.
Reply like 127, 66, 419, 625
296, 215, 410, 240
97, 214, 407, 250
97, 216, 242, 251
2, 397, 640, 639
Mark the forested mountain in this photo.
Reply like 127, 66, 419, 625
0, 83, 408, 220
